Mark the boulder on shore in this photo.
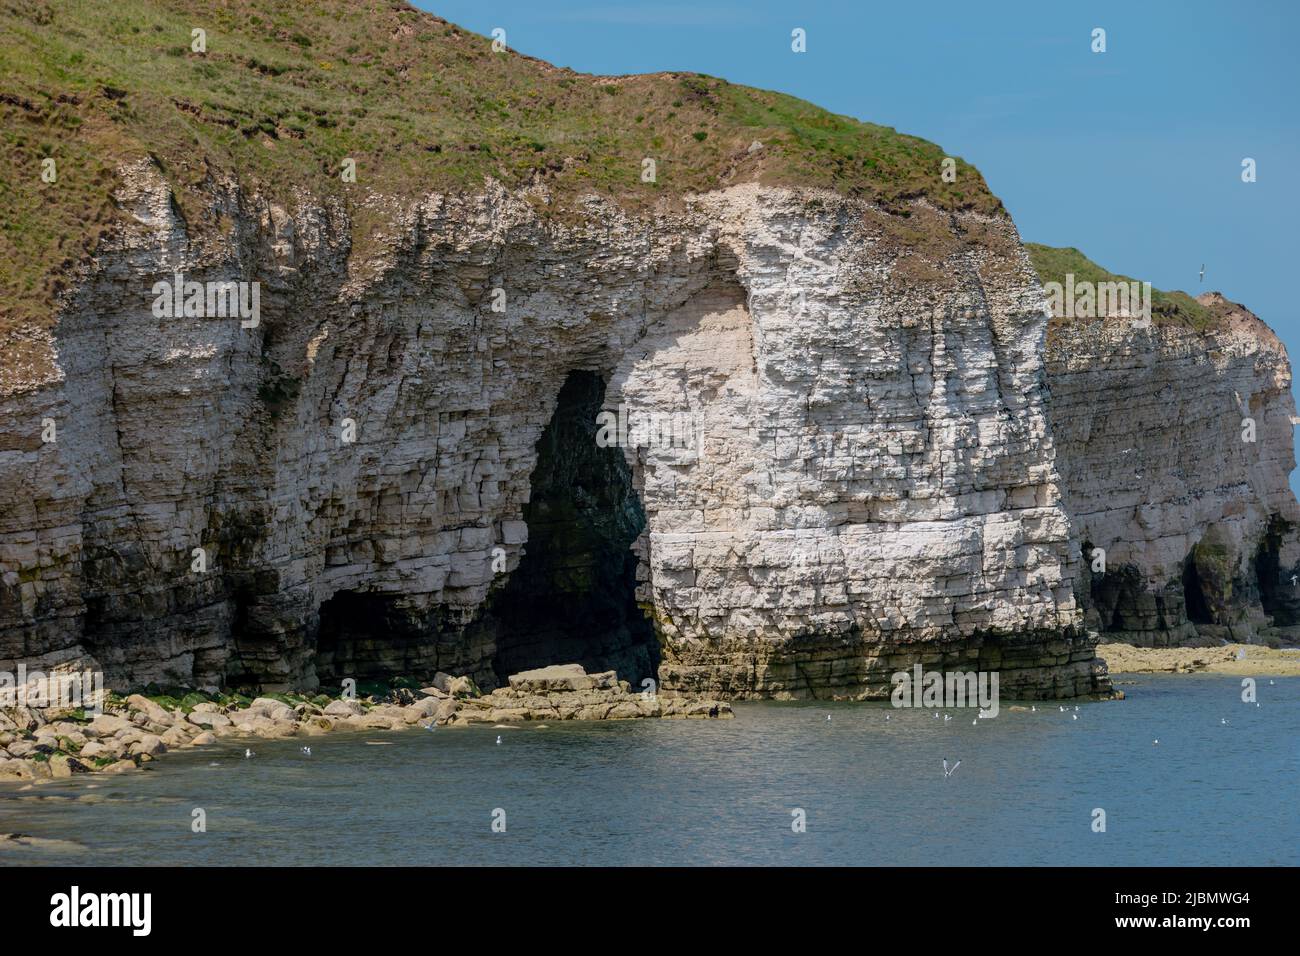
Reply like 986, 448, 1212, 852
439, 664, 732, 726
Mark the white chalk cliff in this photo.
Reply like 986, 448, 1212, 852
0, 161, 1118, 698
1047, 296, 1300, 648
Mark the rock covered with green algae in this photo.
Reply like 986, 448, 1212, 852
0, 683, 452, 783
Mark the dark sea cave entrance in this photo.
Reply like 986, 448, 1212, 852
1255, 514, 1299, 626
1181, 557, 1214, 625
313, 589, 435, 685
476, 370, 660, 689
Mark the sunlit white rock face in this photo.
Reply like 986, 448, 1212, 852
0, 163, 1109, 698
1046, 299, 1300, 647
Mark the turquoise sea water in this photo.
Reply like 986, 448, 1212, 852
1, 674, 1295, 866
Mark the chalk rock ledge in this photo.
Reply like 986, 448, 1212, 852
437, 664, 732, 725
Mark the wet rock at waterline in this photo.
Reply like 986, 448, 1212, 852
438, 663, 732, 724
0, 665, 730, 782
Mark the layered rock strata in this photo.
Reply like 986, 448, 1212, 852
2, 161, 1107, 700
1045, 296, 1300, 647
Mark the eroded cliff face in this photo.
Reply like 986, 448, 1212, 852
0, 160, 1106, 699
1046, 301, 1300, 647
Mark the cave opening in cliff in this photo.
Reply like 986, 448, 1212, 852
1255, 515, 1299, 626
1181, 557, 1214, 625
479, 370, 659, 688
314, 590, 436, 684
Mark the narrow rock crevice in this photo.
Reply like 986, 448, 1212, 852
1181, 556, 1213, 626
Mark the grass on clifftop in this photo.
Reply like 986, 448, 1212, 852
1026, 243, 1218, 330
0, 0, 1002, 385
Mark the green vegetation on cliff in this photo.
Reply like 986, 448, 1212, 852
1026, 242, 1218, 330
0, 0, 1000, 375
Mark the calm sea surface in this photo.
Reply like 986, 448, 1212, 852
1, 674, 1295, 866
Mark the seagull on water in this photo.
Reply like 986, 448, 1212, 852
1072, 714, 1078, 720
1059, 705, 1066, 712
301, 746, 311, 755
943, 759, 961, 779
944, 714, 952, 722
1221, 719, 1228, 725
1153, 739, 1159, 745
496, 735, 502, 745
1031, 705, 1037, 712
244, 748, 255, 759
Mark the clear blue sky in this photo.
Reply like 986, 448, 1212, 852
416, 0, 1300, 489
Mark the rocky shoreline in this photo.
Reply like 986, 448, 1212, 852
1098, 642, 1300, 676
0, 664, 731, 785
5, 647, 1291, 786
442, 664, 732, 724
